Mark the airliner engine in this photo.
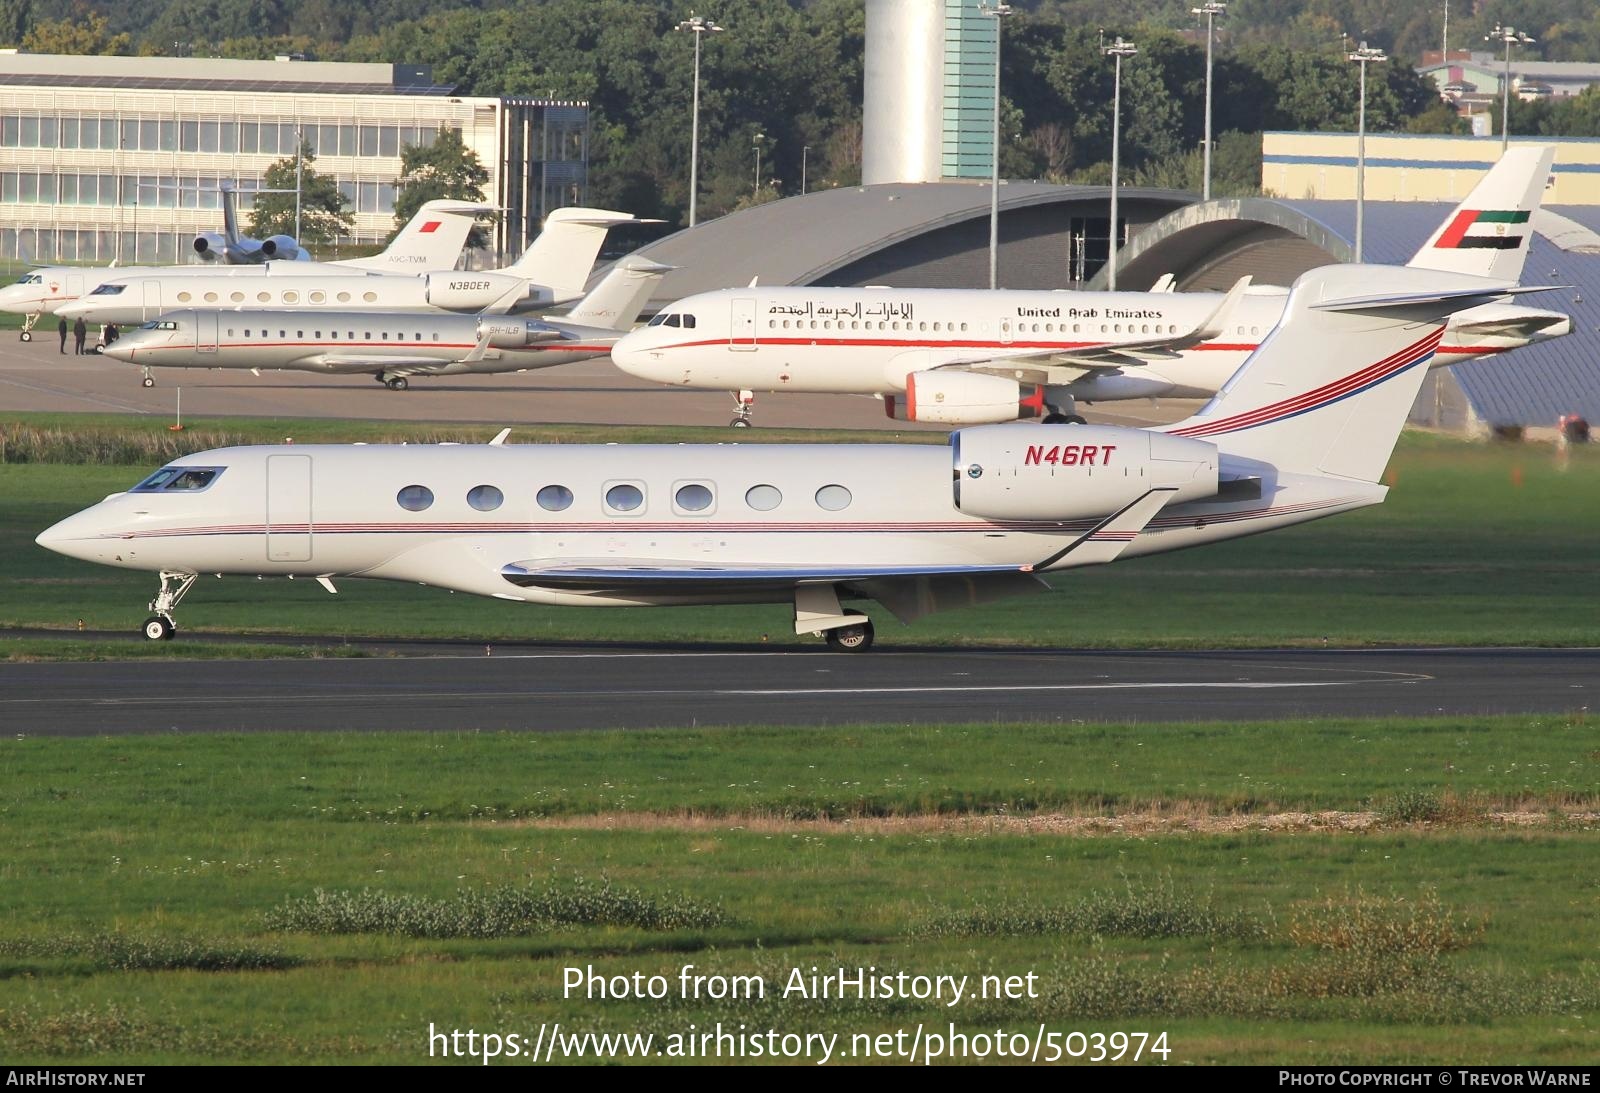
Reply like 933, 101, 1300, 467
884, 371, 1045, 425
474, 317, 565, 348
191, 232, 228, 261
951, 424, 1219, 520
424, 272, 531, 311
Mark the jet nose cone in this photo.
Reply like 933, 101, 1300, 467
102, 341, 135, 362
35, 511, 106, 563
609, 332, 663, 379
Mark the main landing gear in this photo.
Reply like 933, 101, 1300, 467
376, 372, 409, 391
141, 571, 197, 641
1042, 393, 1086, 425
728, 389, 755, 427
795, 585, 876, 652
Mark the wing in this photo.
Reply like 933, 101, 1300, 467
937, 275, 1253, 381
306, 353, 454, 374
502, 559, 1031, 594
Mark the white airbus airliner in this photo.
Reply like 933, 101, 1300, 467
36, 261, 1563, 649
101, 257, 671, 389
0, 199, 494, 341
612, 146, 1567, 426
54, 208, 658, 328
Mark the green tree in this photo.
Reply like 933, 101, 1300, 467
0, 0, 30, 47
22, 11, 131, 54
247, 140, 354, 247
393, 126, 491, 247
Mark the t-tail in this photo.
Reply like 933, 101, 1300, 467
1163, 264, 1562, 483
506, 208, 662, 304
1405, 145, 1554, 283
561, 258, 675, 331
340, 199, 497, 272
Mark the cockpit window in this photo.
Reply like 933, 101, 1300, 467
682, 313, 696, 329
646, 312, 667, 327
17, 273, 41, 285
138, 320, 180, 330
88, 283, 126, 296
130, 466, 223, 492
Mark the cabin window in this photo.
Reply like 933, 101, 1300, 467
310, 290, 326, 303
258, 292, 271, 303
244, 330, 251, 337
283, 291, 298, 304
781, 320, 790, 329
314, 331, 323, 339
1251, 326, 1260, 336
432, 333, 439, 342
363, 291, 378, 303
744, 484, 782, 511
674, 483, 713, 513
382, 332, 389, 340
337, 292, 350, 303
227, 328, 234, 337
396, 484, 434, 512
768, 320, 776, 329
604, 482, 645, 513
177, 291, 192, 303
537, 484, 574, 511
230, 291, 244, 303
814, 484, 852, 511
414, 332, 422, 341
960, 323, 968, 332
203, 292, 218, 303
296, 330, 304, 338
279, 330, 286, 338
467, 484, 503, 512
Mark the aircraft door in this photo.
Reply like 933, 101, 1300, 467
141, 280, 161, 321
1000, 318, 1014, 345
729, 297, 756, 351
197, 310, 218, 354
265, 454, 313, 563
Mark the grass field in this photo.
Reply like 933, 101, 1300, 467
0, 718, 1595, 1064
4, 421, 1597, 649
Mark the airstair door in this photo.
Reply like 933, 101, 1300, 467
266, 454, 313, 563
197, 310, 218, 354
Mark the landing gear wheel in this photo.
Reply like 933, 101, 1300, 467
385, 376, 409, 391
20, 331, 31, 342
728, 389, 755, 427
1043, 412, 1088, 425
729, 418, 751, 428
142, 615, 175, 641
824, 611, 875, 652
141, 376, 154, 388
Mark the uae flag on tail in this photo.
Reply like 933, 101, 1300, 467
1433, 209, 1530, 250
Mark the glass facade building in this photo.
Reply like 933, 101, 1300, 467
0, 54, 588, 265
940, 0, 998, 179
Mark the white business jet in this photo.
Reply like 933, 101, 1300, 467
611, 146, 1568, 426
0, 199, 491, 341
101, 257, 671, 389
54, 208, 658, 328
191, 182, 310, 264
36, 260, 1564, 648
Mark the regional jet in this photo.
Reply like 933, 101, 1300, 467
191, 182, 311, 264
54, 208, 657, 328
36, 261, 1565, 649
612, 146, 1567, 426
102, 257, 672, 389
0, 198, 492, 340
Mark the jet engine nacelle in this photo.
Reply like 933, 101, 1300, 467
260, 235, 302, 261
474, 317, 562, 348
885, 370, 1044, 425
424, 272, 528, 311
951, 423, 1220, 521
192, 232, 228, 261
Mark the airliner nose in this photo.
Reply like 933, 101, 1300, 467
609, 331, 665, 380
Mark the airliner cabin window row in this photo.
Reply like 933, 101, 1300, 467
396, 485, 434, 512
814, 484, 852, 511
131, 466, 223, 492
674, 483, 713, 512
605, 483, 645, 512
745, 484, 782, 511
537, 484, 573, 512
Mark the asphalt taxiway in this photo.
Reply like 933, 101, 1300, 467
0, 640, 1590, 736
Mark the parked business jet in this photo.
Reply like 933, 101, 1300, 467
54, 208, 656, 328
36, 261, 1563, 648
191, 182, 309, 264
102, 257, 671, 388
612, 146, 1566, 426
0, 198, 491, 341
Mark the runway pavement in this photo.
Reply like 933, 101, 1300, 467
0, 640, 1591, 736
0, 334, 1195, 430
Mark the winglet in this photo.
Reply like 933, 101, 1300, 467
489, 428, 511, 446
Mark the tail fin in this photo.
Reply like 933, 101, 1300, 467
221, 181, 241, 246
1164, 265, 1543, 482
505, 208, 660, 304
340, 200, 495, 272
1406, 145, 1554, 282
562, 258, 674, 330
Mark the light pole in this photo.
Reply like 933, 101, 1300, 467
1486, 23, 1534, 153
1347, 41, 1386, 263
1192, 3, 1225, 201
980, 2, 1013, 290
1103, 35, 1137, 291
676, 12, 724, 227
752, 131, 765, 198
801, 145, 809, 195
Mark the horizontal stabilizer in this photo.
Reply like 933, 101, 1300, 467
1311, 282, 1564, 312
1026, 488, 1178, 571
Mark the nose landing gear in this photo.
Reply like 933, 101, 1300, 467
729, 389, 755, 427
141, 366, 155, 388
142, 571, 197, 640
